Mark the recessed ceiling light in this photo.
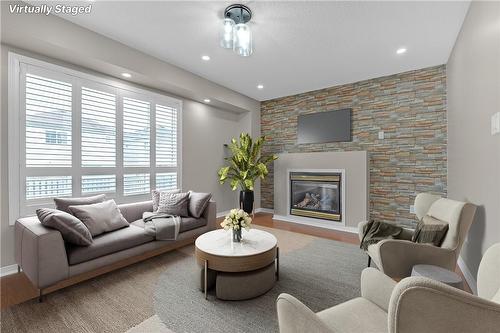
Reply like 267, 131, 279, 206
201, 55, 210, 61
121, 72, 132, 78
204, 99, 211, 103
396, 48, 407, 54
257, 84, 264, 89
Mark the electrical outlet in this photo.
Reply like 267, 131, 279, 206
378, 131, 384, 140
410, 205, 415, 214
491, 112, 500, 135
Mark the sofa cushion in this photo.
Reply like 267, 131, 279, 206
36, 208, 93, 246
69, 200, 129, 237
67, 225, 154, 265
132, 216, 207, 233
54, 194, 106, 214
188, 191, 212, 218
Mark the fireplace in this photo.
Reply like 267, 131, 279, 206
289, 172, 342, 221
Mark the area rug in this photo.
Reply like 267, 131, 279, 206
153, 237, 365, 333
0, 226, 364, 333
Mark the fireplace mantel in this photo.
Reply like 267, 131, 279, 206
272, 151, 368, 232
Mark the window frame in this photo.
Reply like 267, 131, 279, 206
8, 52, 183, 224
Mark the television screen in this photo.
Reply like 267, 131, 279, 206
297, 109, 352, 144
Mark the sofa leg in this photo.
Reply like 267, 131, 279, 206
38, 289, 44, 303
367, 256, 371, 267
17, 265, 21, 273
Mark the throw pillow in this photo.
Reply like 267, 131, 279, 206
152, 189, 180, 212
188, 191, 212, 218
54, 194, 106, 214
36, 208, 93, 246
157, 192, 189, 217
68, 199, 129, 237
412, 215, 449, 247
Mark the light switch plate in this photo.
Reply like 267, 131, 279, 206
492, 112, 500, 135
378, 131, 384, 140
410, 205, 415, 214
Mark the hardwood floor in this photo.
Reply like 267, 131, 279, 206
1, 212, 470, 309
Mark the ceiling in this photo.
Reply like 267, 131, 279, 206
53, 1, 470, 101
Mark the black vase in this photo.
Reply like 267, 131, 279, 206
239, 190, 254, 214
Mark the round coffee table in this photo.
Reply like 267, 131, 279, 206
195, 229, 279, 300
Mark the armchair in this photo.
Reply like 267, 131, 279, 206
277, 243, 500, 333
358, 193, 476, 278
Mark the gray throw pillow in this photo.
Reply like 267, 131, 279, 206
68, 199, 129, 237
152, 189, 180, 212
158, 192, 189, 217
36, 208, 93, 246
188, 191, 212, 218
54, 194, 106, 214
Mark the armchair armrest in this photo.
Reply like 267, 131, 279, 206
361, 267, 397, 312
277, 293, 334, 333
375, 239, 456, 278
202, 200, 217, 230
388, 277, 500, 333
15, 217, 69, 289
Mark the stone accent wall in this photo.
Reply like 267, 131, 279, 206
261, 65, 447, 226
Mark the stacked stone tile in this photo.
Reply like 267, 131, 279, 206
261, 65, 447, 226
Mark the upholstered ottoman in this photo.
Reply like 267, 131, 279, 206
216, 262, 276, 300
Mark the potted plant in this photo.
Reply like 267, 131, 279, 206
218, 133, 277, 214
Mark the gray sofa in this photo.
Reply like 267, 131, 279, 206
15, 200, 216, 299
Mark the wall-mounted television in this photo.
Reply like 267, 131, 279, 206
297, 108, 352, 144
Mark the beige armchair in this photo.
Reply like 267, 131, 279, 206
358, 193, 477, 278
277, 243, 500, 333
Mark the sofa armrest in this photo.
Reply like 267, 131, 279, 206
202, 200, 217, 230
277, 293, 335, 333
375, 239, 456, 278
15, 217, 69, 289
389, 277, 500, 333
361, 267, 396, 312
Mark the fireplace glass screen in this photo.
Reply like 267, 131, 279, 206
290, 172, 341, 221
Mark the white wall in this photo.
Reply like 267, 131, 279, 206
447, 1, 500, 280
0, 6, 260, 268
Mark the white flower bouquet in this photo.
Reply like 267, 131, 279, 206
220, 209, 252, 242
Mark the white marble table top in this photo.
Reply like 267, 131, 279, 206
195, 229, 277, 257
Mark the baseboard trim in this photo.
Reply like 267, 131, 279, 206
458, 256, 477, 295
0, 264, 18, 277
255, 208, 274, 214
273, 214, 358, 234
216, 210, 231, 218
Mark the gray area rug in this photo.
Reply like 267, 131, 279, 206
154, 238, 365, 333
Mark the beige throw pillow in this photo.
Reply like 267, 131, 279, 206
188, 191, 212, 218
37, 208, 93, 246
68, 199, 129, 237
54, 194, 106, 214
158, 192, 189, 217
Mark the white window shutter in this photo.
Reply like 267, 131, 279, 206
123, 97, 150, 167
156, 104, 177, 167
123, 173, 150, 196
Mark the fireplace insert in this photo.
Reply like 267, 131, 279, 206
290, 172, 342, 221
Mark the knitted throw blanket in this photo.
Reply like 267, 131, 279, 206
360, 220, 403, 251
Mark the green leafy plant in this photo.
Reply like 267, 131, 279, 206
218, 133, 278, 191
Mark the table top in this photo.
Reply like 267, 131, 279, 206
411, 264, 462, 283
195, 229, 277, 257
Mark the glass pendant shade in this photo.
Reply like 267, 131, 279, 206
220, 18, 235, 49
233, 23, 253, 57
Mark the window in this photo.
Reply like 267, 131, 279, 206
8, 53, 182, 222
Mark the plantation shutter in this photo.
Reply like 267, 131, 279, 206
123, 97, 150, 167
123, 173, 150, 196
156, 104, 177, 167
81, 87, 116, 167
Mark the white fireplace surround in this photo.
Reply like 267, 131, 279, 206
285, 169, 346, 227
272, 151, 369, 233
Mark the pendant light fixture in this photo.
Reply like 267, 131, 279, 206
219, 4, 253, 57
